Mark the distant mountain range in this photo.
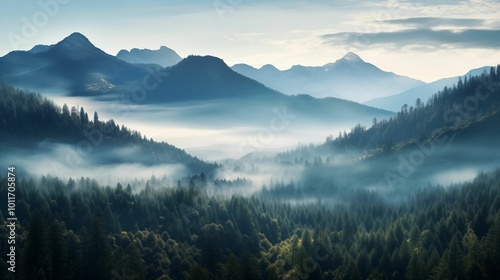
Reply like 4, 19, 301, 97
0, 32, 147, 93
1, 32, 498, 168
112, 54, 395, 126
1, 32, 496, 117
116, 46, 182, 67
365, 66, 494, 111
231, 52, 425, 102
0, 33, 394, 129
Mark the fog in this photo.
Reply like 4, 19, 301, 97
47, 94, 359, 161
212, 156, 307, 196
430, 168, 480, 186
0, 141, 186, 189
11, 89, 497, 203
226, 135, 500, 202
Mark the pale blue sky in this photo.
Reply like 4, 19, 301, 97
2, 0, 500, 82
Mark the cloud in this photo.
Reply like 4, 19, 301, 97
383, 17, 485, 28
321, 28, 500, 51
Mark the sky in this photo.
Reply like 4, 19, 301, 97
1, 0, 500, 82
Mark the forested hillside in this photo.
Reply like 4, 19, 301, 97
1, 170, 499, 280
0, 82, 218, 174
329, 66, 500, 153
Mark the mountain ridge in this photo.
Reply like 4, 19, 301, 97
0, 33, 395, 141
365, 66, 494, 111
116, 45, 182, 67
0, 32, 148, 93
231, 52, 424, 102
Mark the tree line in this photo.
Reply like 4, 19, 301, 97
0, 81, 218, 174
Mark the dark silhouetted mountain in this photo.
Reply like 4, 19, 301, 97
139, 55, 284, 102
0, 32, 148, 93
231, 52, 424, 102
364, 66, 493, 111
116, 46, 182, 67
120, 55, 394, 126
0, 33, 394, 129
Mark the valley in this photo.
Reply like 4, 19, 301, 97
1, 12, 500, 278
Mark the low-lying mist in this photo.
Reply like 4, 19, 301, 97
210, 136, 500, 203
0, 141, 187, 190
46, 94, 378, 161
11, 88, 499, 205
3, 134, 499, 206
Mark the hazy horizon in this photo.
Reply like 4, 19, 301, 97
2, 0, 500, 82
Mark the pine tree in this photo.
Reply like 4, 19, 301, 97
223, 254, 242, 280
48, 221, 68, 280
405, 251, 424, 280
119, 243, 146, 280
93, 112, 99, 126
22, 212, 51, 280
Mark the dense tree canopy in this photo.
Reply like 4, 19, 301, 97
0, 170, 499, 279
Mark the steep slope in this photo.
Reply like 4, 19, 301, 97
116, 46, 182, 67
328, 67, 500, 152
231, 52, 424, 102
365, 66, 493, 111
0, 32, 147, 93
141, 55, 284, 102
0, 82, 218, 175
275, 67, 500, 191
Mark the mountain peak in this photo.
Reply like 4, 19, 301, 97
341, 52, 363, 62
181, 55, 227, 67
174, 55, 231, 75
260, 64, 279, 72
61, 32, 94, 46
52, 32, 98, 54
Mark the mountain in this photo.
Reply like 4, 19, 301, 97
331, 67, 500, 152
0, 32, 148, 93
116, 46, 182, 67
28, 44, 53, 53
115, 55, 394, 126
275, 67, 500, 192
364, 66, 494, 111
231, 52, 424, 102
139, 55, 283, 102
0, 32, 395, 159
